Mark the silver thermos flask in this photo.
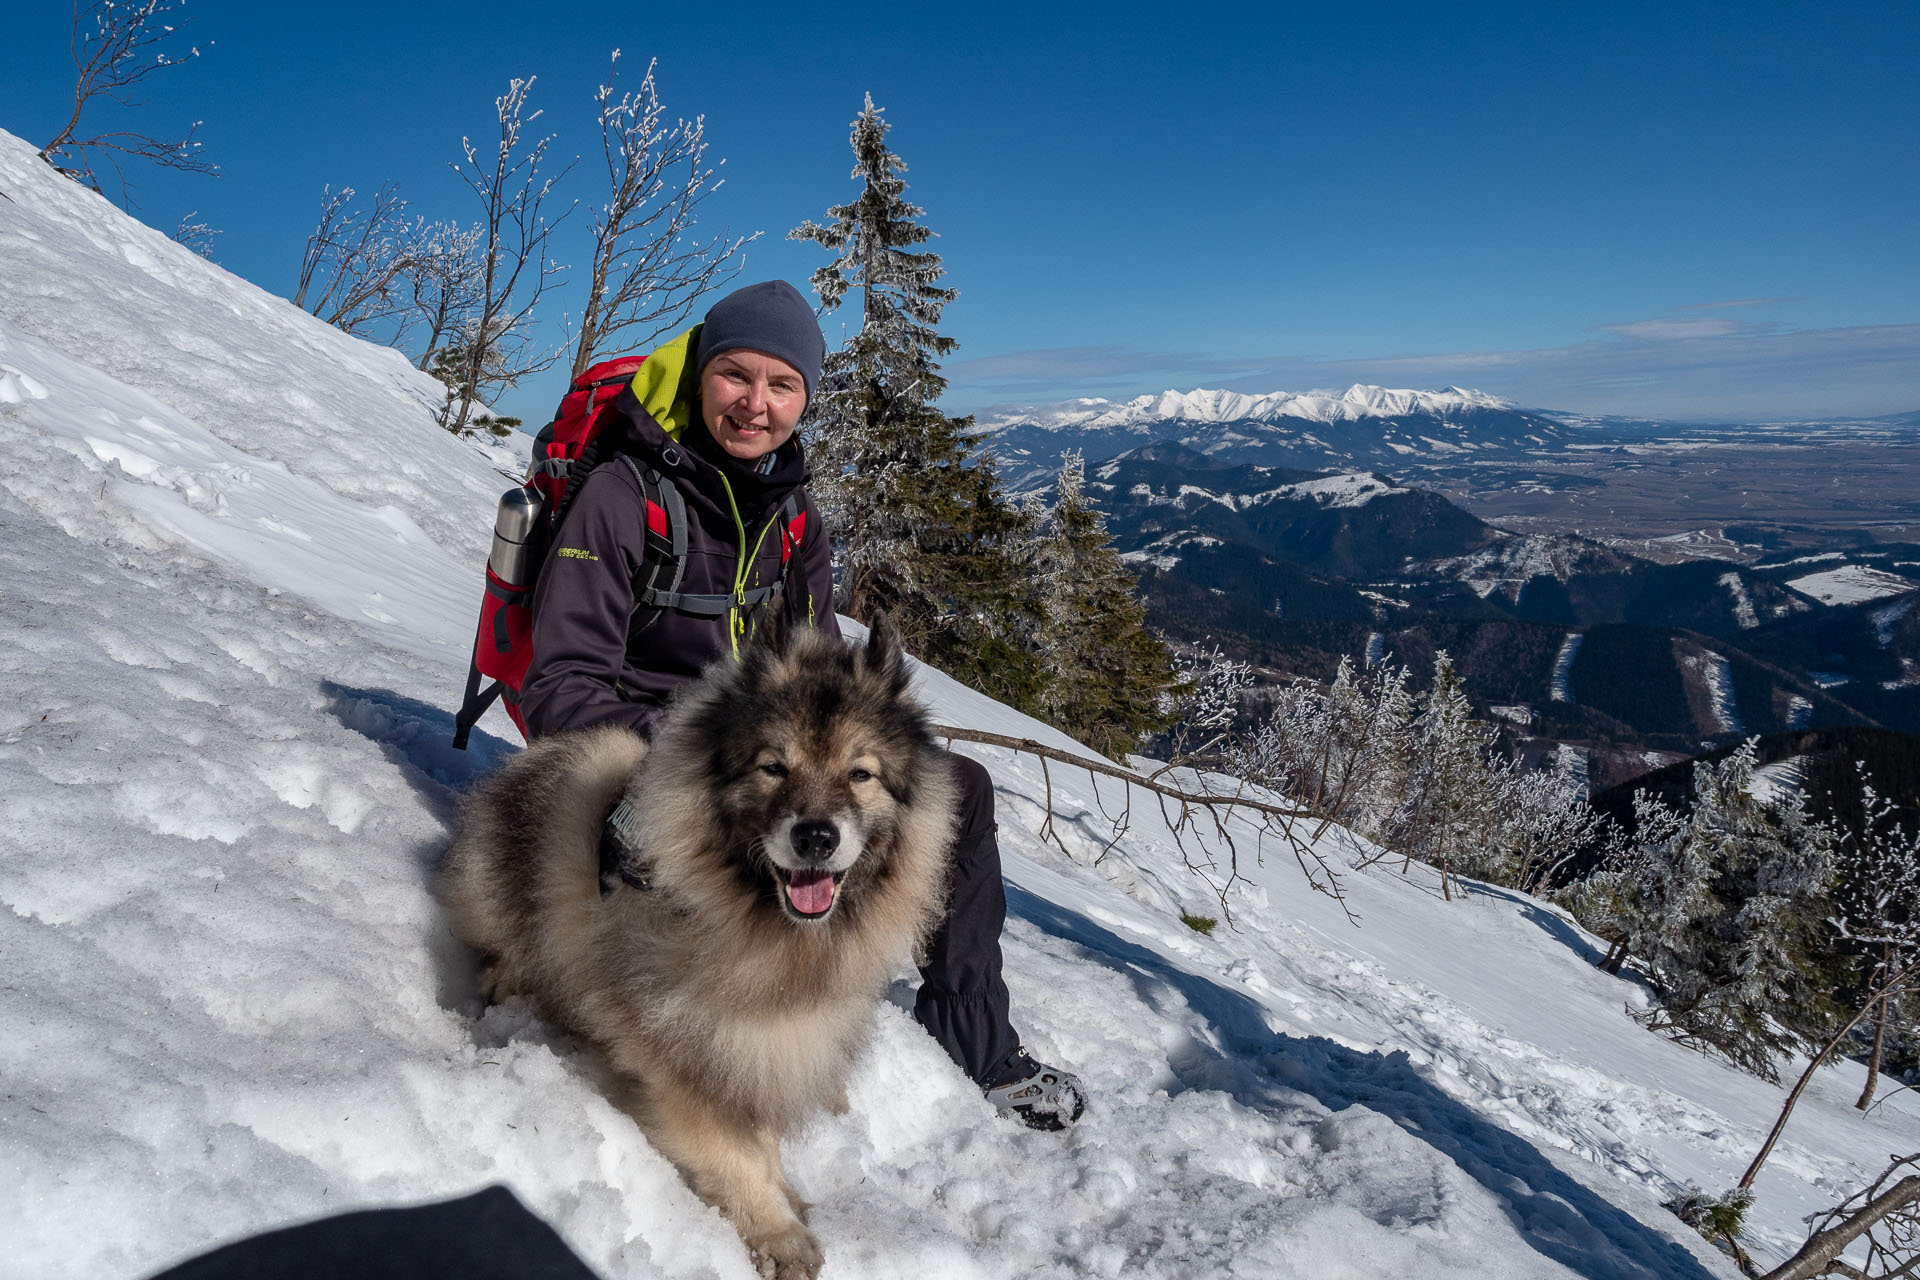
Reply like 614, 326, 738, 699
488, 488, 545, 586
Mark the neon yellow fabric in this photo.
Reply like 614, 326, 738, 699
627, 324, 703, 441
714, 469, 784, 660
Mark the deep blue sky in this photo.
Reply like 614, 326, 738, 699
7, 0, 1917, 421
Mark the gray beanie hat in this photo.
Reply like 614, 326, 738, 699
694, 280, 827, 402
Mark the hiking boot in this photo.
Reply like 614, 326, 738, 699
982, 1047, 1086, 1131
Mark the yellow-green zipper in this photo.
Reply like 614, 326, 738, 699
716, 471, 782, 660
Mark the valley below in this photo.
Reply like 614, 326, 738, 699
977, 393, 1920, 794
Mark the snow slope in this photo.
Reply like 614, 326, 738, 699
2, 128, 1911, 1279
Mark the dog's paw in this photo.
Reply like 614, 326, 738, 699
477, 956, 521, 1004
748, 1223, 823, 1280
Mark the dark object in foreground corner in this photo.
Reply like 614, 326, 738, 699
149, 1185, 603, 1280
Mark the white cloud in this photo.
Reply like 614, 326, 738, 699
1596, 317, 1746, 340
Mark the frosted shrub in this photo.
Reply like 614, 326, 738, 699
1606, 742, 1841, 1081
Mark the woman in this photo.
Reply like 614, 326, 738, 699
520, 280, 1085, 1130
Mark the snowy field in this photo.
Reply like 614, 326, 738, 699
1785, 564, 1918, 607
3, 127, 1914, 1279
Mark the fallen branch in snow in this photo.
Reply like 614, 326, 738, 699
933, 724, 1351, 921
1762, 1154, 1920, 1280
1740, 955, 1920, 1192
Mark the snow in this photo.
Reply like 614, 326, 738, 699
1786, 564, 1919, 606
975, 384, 1515, 432
1551, 632, 1584, 703
1717, 573, 1758, 630
1555, 743, 1592, 796
1684, 650, 1743, 736
1785, 695, 1814, 730
0, 126, 1907, 1280
1750, 759, 1808, 808
1873, 596, 1916, 645
1258, 471, 1407, 509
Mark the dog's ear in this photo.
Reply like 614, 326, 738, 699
751, 601, 794, 662
861, 610, 909, 696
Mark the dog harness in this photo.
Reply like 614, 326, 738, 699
599, 797, 653, 894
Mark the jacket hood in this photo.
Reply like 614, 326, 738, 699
626, 324, 704, 442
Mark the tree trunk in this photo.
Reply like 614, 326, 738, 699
1857, 991, 1889, 1112
1742, 956, 1920, 1190
1600, 936, 1630, 974
1760, 1174, 1920, 1280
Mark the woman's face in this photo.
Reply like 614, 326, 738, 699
699, 349, 806, 462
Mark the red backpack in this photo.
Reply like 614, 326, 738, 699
451, 355, 804, 749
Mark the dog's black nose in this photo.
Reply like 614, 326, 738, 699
790, 821, 840, 862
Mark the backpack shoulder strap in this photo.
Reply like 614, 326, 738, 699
616, 455, 690, 632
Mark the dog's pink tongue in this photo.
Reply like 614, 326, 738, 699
786, 869, 836, 915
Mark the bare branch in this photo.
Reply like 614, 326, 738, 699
1765, 1155, 1920, 1280
292, 183, 425, 341
933, 722, 1351, 920
168, 207, 217, 258
407, 221, 487, 370
569, 52, 757, 380
38, 0, 214, 204
442, 76, 576, 435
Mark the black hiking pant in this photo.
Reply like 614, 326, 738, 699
152, 1186, 598, 1280
915, 754, 1021, 1084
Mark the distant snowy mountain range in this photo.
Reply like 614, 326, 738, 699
972, 383, 1920, 495
975, 384, 1576, 487
976, 383, 1520, 431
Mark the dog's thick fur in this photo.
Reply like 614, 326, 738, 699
439, 613, 956, 1279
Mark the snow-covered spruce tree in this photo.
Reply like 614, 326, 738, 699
1625, 741, 1841, 1081
1030, 452, 1178, 759
790, 95, 1041, 704
1388, 652, 1506, 898
1559, 817, 1653, 973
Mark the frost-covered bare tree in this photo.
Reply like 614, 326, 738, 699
1502, 756, 1609, 895
1164, 645, 1253, 767
1235, 657, 1414, 842
568, 52, 754, 381
38, 0, 214, 203
1833, 764, 1920, 1110
292, 183, 425, 340
168, 209, 218, 258
428, 314, 530, 437
443, 77, 574, 436
406, 221, 487, 373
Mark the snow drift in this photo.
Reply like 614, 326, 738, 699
0, 127, 1908, 1279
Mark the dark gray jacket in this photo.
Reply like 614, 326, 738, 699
518, 389, 838, 740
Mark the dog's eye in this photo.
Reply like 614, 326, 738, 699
848, 767, 874, 783
760, 762, 788, 778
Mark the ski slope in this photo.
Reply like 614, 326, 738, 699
1, 128, 1909, 1279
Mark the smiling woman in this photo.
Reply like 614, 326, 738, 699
700, 349, 807, 461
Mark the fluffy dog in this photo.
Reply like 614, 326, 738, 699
439, 613, 956, 1279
